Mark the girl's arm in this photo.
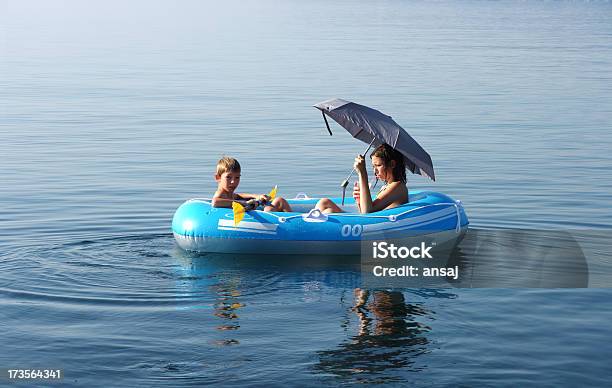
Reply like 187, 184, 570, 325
357, 180, 406, 213
370, 182, 406, 212
354, 155, 407, 213
355, 155, 374, 214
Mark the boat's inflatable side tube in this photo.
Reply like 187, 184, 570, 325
172, 191, 468, 254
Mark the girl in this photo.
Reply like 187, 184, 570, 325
316, 143, 408, 214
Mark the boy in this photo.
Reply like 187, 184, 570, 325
212, 156, 292, 212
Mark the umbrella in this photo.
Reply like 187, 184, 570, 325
314, 98, 435, 182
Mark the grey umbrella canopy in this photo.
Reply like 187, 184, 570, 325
314, 98, 435, 181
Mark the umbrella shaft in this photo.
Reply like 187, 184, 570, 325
343, 138, 377, 183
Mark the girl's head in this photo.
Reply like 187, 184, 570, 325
370, 144, 406, 183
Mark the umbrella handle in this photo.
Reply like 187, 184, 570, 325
340, 137, 377, 188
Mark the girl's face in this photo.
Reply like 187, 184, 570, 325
216, 170, 241, 193
371, 156, 395, 182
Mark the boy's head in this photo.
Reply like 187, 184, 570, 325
215, 156, 241, 193
216, 156, 241, 176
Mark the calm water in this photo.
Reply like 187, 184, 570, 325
1, 0, 612, 386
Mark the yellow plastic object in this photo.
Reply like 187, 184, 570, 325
232, 201, 246, 227
268, 185, 278, 201
232, 186, 277, 226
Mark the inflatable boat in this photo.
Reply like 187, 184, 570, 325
172, 191, 468, 255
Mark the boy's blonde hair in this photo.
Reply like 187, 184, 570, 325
216, 156, 241, 176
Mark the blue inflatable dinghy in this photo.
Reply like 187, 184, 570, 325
172, 191, 468, 255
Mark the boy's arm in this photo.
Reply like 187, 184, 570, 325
212, 194, 260, 209
213, 196, 264, 211
237, 193, 272, 205
211, 197, 235, 208
236, 193, 258, 200
212, 190, 243, 208
211, 189, 269, 208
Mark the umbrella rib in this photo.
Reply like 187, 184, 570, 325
321, 111, 333, 136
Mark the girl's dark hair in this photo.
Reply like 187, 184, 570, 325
370, 143, 406, 183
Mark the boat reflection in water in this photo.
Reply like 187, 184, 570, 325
173, 247, 452, 381
169, 225, 591, 375
172, 247, 247, 346
314, 288, 455, 383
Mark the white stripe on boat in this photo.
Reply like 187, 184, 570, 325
362, 213, 458, 237
218, 227, 278, 235
218, 219, 278, 233
362, 207, 456, 234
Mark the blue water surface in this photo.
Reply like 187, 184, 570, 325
1, 0, 612, 386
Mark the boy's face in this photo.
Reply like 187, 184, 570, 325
215, 169, 241, 193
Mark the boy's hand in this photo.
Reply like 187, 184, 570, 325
245, 199, 259, 210
257, 194, 271, 204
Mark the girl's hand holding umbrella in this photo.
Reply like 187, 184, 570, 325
354, 155, 367, 176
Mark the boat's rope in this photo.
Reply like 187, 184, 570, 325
265, 201, 464, 232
